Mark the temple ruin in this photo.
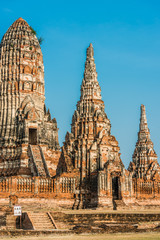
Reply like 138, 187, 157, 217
0, 17, 160, 210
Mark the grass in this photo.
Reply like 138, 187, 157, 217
1, 233, 160, 240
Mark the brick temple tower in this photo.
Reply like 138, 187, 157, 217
57, 44, 130, 208
129, 105, 160, 180
0, 17, 160, 209
0, 18, 60, 177
128, 105, 160, 201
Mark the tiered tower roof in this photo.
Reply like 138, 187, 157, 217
71, 43, 111, 138
131, 105, 159, 179
58, 44, 122, 177
80, 43, 102, 101
139, 104, 151, 142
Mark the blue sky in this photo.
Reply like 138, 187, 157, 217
0, 0, 160, 167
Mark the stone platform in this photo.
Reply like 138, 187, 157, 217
0, 206, 160, 235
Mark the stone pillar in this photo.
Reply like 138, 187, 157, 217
10, 177, 17, 195
34, 177, 39, 194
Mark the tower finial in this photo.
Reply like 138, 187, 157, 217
140, 104, 148, 132
12, 17, 29, 28
86, 43, 94, 59
81, 43, 102, 100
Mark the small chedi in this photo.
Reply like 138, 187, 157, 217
128, 104, 160, 200
0, 17, 160, 209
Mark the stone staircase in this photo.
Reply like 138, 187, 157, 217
27, 212, 57, 230
30, 145, 47, 177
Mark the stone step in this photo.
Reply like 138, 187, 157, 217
34, 228, 53, 230
34, 227, 53, 229
33, 223, 53, 226
33, 224, 53, 227
32, 221, 53, 224
29, 217, 50, 220
33, 222, 53, 224
29, 214, 49, 216
28, 212, 56, 230
29, 216, 48, 218
30, 219, 52, 222
33, 226, 54, 230
31, 145, 46, 177
29, 214, 48, 217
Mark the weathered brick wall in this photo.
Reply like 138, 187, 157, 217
130, 178, 160, 200
0, 176, 76, 201
51, 212, 160, 230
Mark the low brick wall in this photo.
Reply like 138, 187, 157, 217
51, 212, 160, 230
0, 177, 76, 199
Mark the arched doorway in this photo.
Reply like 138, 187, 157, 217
111, 174, 121, 200
112, 176, 119, 200
29, 128, 37, 145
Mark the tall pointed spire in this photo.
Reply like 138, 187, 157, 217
140, 104, 149, 132
76, 43, 109, 126
57, 44, 124, 207
130, 104, 158, 179
81, 43, 102, 101
83, 43, 97, 83
58, 43, 119, 176
138, 104, 150, 141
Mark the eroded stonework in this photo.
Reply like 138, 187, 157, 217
57, 44, 131, 208
128, 105, 160, 201
129, 104, 160, 179
0, 18, 160, 210
0, 18, 60, 177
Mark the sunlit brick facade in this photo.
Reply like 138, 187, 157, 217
0, 18, 160, 210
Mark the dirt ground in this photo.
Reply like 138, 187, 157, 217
62, 209, 160, 214
1, 233, 160, 240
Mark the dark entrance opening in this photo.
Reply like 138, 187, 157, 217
112, 176, 120, 200
29, 128, 37, 145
